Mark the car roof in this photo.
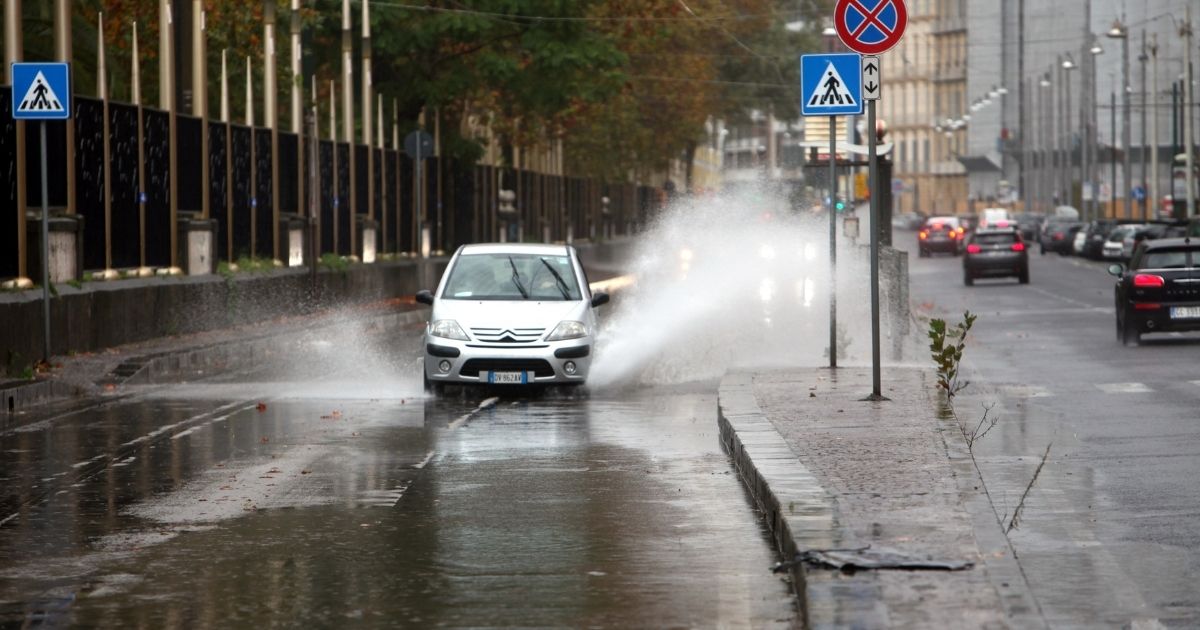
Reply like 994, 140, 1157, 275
1140, 237, 1198, 251
458, 243, 572, 256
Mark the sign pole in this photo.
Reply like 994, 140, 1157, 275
39, 120, 50, 361
828, 115, 838, 369
867, 98, 883, 399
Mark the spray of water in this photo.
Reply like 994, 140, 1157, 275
588, 182, 887, 389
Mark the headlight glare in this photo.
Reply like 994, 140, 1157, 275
546, 320, 587, 341
430, 319, 469, 341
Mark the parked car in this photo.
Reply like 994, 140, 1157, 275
1079, 220, 1121, 259
917, 217, 965, 257
963, 227, 1029, 285
978, 207, 1013, 230
1102, 225, 1150, 261
1108, 237, 1200, 345
1040, 221, 1084, 255
1072, 229, 1088, 256
893, 211, 927, 231
415, 243, 609, 392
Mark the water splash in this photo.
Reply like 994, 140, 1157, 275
589, 182, 883, 389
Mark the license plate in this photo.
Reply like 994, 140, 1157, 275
488, 371, 527, 384
1170, 306, 1200, 319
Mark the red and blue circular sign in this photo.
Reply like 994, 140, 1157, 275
834, 0, 908, 55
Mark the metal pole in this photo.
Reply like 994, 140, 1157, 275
134, 22, 146, 270
1150, 35, 1160, 219
40, 121, 51, 361
1112, 89, 1117, 217
1185, 6, 1196, 218
5, 0, 27, 280
868, 99, 881, 399
1139, 31, 1148, 220
1122, 32, 1132, 219
828, 115, 837, 370
341, 0, 356, 257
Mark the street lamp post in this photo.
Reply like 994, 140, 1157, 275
1138, 32, 1149, 220
1063, 55, 1077, 207
1088, 38, 1104, 221
1149, 34, 1159, 219
1040, 72, 1053, 211
1107, 18, 1131, 218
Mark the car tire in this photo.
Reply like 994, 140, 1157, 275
963, 270, 974, 287
1120, 310, 1141, 346
1018, 268, 1030, 284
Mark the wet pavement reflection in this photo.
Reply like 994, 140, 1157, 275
1, 350, 795, 627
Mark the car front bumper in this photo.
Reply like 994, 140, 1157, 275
423, 337, 592, 385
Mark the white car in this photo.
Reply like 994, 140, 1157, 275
416, 243, 609, 392
1102, 225, 1148, 261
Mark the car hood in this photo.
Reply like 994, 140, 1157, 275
431, 299, 589, 331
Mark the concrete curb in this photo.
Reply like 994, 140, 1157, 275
717, 372, 851, 628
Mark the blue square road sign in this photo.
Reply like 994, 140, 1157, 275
801, 54, 863, 117
10, 62, 72, 120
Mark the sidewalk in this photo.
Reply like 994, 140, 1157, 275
718, 368, 1047, 629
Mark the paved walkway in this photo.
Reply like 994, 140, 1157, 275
719, 367, 1047, 629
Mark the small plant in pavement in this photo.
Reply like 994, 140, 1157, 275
928, 310, 976, 401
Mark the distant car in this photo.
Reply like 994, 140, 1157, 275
1079, 220, 1121, 259
1108, 237, 1200, 345
1072, 229, 1088, 256
978, 208, 1013, 230
1013, 213, 1044, 242
1102, 225, 1150, 261
893, 212, 927, 231
963, 227, 1029, 285
415, 243, 609, 392
1040, 221, 1083, 255
918, 217, 965, 257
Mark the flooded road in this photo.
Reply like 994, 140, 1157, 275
0, 334, 796, 627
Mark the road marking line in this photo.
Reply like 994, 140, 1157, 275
1001, 385, 1054, 398
1094, 383, 1154, 394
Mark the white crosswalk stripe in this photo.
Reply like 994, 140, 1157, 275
1095, 382, 1154, 394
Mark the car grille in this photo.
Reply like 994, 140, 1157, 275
460, 359, 555, 378
470, 327, 546, 344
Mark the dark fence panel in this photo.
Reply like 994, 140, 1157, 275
143, 109, 171, 268
230, 125, 253, 259
73, 96, 105, 271
354, 145, 368, 224
336, 142, 351, 255
209, 122, 228, 261
110, 103, 141, 269
398, 153, 414, 253
254, 129, 272, 258
383, 150, 397, 253
1, 87, 16, 279
176, 114, 202, 213
318, 139, 334, 255
278, 132, 298, 214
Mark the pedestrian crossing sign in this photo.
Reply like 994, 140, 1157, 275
800, 54, 862, 117
10, 63, 71, 120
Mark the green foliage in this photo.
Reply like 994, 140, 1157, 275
319, 253, 351, 273
928, 311, 976, 400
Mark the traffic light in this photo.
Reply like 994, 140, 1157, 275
834, 198, 847, 213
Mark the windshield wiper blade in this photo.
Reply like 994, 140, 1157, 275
539, 258, 571, 300
507, 256, 529, 299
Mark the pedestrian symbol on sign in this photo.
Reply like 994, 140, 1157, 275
809, 62, 858, 108
17, 72, 64, 114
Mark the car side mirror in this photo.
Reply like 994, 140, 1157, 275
415, 289, 434, 305
590, 291, 610, 308
1106, 264, 1125, 277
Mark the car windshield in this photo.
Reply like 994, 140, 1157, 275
974, 232, 1017, 245
442, 253, 582, 301
1108, 228, 1133, 241
1138, 249, 1194, 270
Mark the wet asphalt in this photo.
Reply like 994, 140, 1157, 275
0, 328, 796, 627
908, 239, 1200, 628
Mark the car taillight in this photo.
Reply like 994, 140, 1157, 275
1053, 232, 1064, 240
919, 231, 928, 240
996, 220, 1009, 228
1133, 274, 1165, 288
1133, 303, 1162, 310
966, 244, 982, 254
1011, 242, 1025, 252
932, 224, 943, 230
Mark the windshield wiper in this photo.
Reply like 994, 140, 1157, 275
539, 258, 571, 300
507, 256, 529, 299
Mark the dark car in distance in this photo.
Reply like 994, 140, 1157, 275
1040, 220, 1084, 255
1108, 237, 1200, 345
963, 227, 1029, 286
918, 217, 965, 257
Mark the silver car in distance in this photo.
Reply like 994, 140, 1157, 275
416, 243, 610, 392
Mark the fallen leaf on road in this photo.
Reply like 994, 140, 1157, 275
260, 437, 270, 443
301, 469, 312, 475
256, 402, 267, 412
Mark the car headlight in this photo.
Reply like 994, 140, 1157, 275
546, 320, 587, 341
430, 319, 469, 341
